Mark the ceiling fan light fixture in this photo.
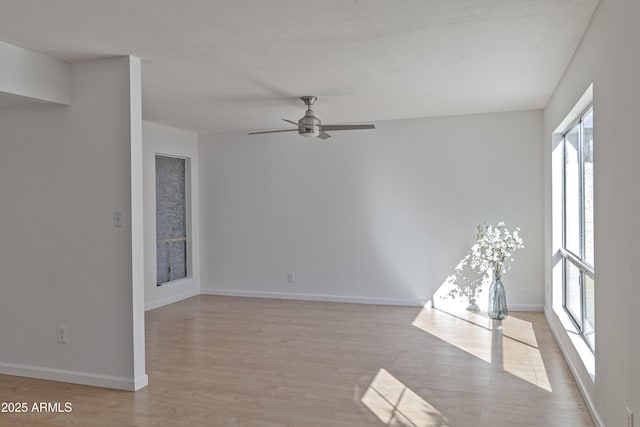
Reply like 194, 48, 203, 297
299, 124, 320, 137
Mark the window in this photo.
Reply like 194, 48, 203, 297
155, 155, 188, 285
561, 107, 594, 350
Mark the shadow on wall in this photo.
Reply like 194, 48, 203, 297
433, 250, 489, 312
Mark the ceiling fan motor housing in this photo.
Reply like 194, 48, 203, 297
298, 110, 321, 137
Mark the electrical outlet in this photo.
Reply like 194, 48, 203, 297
113, 210, 123, 227
627, 407, 634, 427
56, 326, 67, 344
287, 272, 295, 283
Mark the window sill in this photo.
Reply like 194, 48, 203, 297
156, 276, 193, 287
552, 304, 595, 380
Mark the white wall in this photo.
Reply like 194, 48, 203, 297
198, 110, 544, 309
0, 41, 70, 105
544, 0, 640, 425
143, 122, 200, 310
0, 56, 146, 390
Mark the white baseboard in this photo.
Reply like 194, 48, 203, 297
509, 304, 544, 311
199, 288, 543, 310
0, 361, 139, 391
544, 307, 603, 427
145, 288, 200, 311
200, 288, 426, 307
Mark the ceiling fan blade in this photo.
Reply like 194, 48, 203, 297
320, 124, 375, 131
248, 129, 298, 135
318, 131, 332, 140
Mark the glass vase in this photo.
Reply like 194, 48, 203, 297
488, 273, 508, 320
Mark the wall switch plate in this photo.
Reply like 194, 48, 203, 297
56, 326, 67, 344
627, 407, 634, 427
287, 272, 295, 283
113, 210, 123, 227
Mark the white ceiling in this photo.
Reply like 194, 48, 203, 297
0, 0, 598, 134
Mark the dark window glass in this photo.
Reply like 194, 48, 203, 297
156, 156, 188, 284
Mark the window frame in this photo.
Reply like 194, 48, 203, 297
561, 105, 594, 352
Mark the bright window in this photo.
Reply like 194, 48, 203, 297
561, 107, 594, 350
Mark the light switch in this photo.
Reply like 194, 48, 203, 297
113, 211, 123, 227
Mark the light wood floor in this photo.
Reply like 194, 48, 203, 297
0, 296, 593, 426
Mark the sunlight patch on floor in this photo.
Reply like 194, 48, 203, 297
361, 368, 450, 427
412, 303, 493, 363
502, 332, 552, 392
412, 305, 552, 392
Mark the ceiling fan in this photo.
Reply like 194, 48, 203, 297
248, 96, 375, 140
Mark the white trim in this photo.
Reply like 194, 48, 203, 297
200, 288, 542, 310
200, 288, 426, 307
545, 307, 603, 427
145, 288, 199, 311
133, 374, 149, 391
509, 304, 544, 312
0, 361, 139, 391
129, 55, 147, 395
553, 83, 593, 134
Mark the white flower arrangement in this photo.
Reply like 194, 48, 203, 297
470, 221, 524, 278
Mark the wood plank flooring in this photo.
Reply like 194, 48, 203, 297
0, 295, 593, 426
